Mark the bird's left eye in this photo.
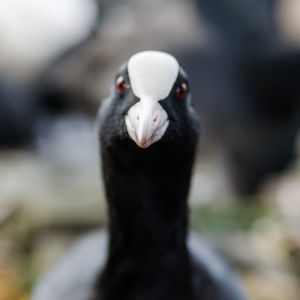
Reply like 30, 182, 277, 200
175, 82, 188, 98
116, 76, 128, 93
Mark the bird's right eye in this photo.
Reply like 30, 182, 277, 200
116, 76, 128, 93
175, 82, 188, 99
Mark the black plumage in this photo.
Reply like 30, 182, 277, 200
31, 52, 246, 300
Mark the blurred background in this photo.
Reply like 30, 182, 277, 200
0, 0, 300, 299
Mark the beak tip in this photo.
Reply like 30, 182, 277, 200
137, 143, 150, 149
136, 138, 152, 149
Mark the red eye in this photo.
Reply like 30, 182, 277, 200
116, 76, 128, 93
175, 82, 188, 98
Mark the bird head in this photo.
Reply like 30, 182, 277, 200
99, 51, 199, 157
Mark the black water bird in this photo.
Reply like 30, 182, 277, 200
31, 51, 247, 300
179, 0, 300, 194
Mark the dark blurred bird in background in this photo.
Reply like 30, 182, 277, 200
180, 0, 300, 194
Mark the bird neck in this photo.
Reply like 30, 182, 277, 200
103, 153, 193, 255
